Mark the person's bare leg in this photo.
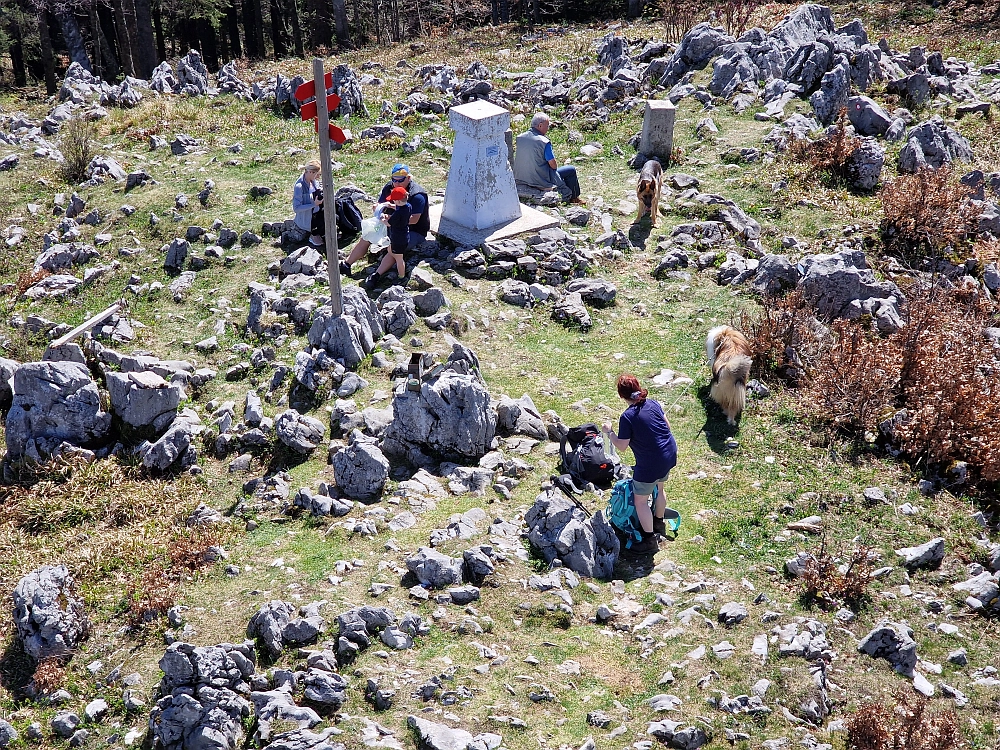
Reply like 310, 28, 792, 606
394, 253, 406, 278
344, 238, 371, 266
634, 493, 653, 533
653, 482, 666, 519
375, 252, 396, 277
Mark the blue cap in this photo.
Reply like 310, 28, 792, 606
391, 163, 410, 177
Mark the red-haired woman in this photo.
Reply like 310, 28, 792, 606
602, 374, 677, 537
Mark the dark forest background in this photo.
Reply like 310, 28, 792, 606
0, 0, 670, 93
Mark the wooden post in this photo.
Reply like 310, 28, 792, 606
314, 57, 343, 317
46, 303, 122, 351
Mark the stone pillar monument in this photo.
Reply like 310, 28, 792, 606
432, 100, 557, 246
440, 100, 522, 233
639, 99, 676, 162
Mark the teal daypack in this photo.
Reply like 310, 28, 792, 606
606, 480, 680, 549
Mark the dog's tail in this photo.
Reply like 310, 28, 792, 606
705, 325, 729, 370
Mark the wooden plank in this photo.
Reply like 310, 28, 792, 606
47, 302, 121, 350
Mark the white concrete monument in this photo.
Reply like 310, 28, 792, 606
639, 99, 676, 162
432, 100, 557, 246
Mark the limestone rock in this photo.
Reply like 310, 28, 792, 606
331, 435, 389, 502
858, 621, 918, 676
5, 361, 112, 462
276, 409, 325, 454
382, 371, 495, 467
895, 537, 945, 570
13, 565, 89, 662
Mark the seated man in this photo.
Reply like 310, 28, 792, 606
340, 163, 429, 278
512, 112, 584, 204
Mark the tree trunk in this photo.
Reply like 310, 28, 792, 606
9, 18, 27, 86
56, 10, 93, 71
152, 0, 166, 61
132, 0, 156, 77
89, 8, 102, 78
201, 21, 219, 69
252, 0, 265, 58
37, 10, 57, 94
226, 3, 242, 58
112, 0, 136, 76
286, 0, 303, 56
371, 0, 381, 44
352, 0, 360, 43
406, 0, 420, 38
96, 4, 121, 78
626, 0, 641, 18
330, 0, 349, 47
269, 0, 286, 58
241, 0, 257, 57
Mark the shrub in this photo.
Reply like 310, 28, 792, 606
59, 117, 98, 183
799, 538, 874, 611
718, 0, 759, 37
739, 291, 823, 385
879, 166, 980, 262
30, 657, 67, 694
661, 0, 708, 42
745, 285, 1000, 491
787, 109, 859, 186
891, 291, 1000, 483
847, 693, 964, 750
802, 320, 901, 436
125, 569, 177, 628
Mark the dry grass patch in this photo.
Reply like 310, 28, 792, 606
0, 457, 211, 595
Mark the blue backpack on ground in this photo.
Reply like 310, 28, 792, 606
606, 480, 680, 550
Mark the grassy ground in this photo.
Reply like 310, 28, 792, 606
1, 4, 1000, 749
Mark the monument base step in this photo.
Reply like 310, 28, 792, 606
429, 203, 560, 246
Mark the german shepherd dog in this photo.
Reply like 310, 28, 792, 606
635, 159, 663, 226
706, 325, 753, 425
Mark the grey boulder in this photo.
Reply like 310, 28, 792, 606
847, 95, 892, 136
751, 255, 799, 296
331, 436, 390, 502
525, 489, 619, 580
307, 286, 385, 368
5, 361, 111, 462
495, 394, 547, 440
13, 565, 89, 662
565, 278, 616, 306
107, 370, 183, 430
382, 371, 495, 466
406, 547, 463, 589
857, 621, 918, 676
898, 116, 974, 174
276, 409, 325, 453
895, 537, 945, 570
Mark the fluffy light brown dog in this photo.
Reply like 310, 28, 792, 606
635, 159, 663, 226
706, 325, 753, 425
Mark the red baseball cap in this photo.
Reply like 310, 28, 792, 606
389, 187, 408, 201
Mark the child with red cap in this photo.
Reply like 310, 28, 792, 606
364, 186, 411, 288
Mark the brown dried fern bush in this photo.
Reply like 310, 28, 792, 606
744, 285, 1000, 491
802, 320, 902, 436
891, 291, 1000, 484
799, 538, 874, 611
847, 693, 964, 750
787, 109, 859, 186
738, 291, 825, 386
879, 166, 980, 262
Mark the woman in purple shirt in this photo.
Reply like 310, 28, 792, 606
602, 374, 678, 537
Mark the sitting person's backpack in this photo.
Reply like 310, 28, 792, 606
335, 195, 364, 243
559, 422, 619, 489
